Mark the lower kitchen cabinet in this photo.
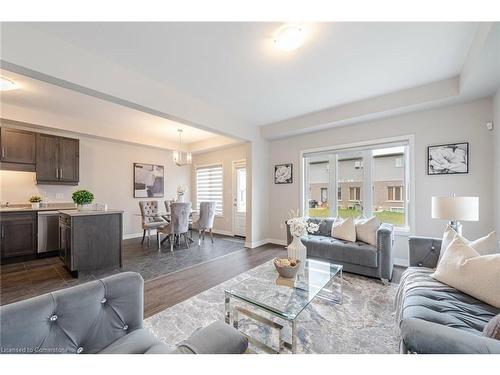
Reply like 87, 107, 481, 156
0, 212, 37, 259
59, 211, 123, 277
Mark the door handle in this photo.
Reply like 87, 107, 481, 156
1, 225, 4, 239
56, 168, 59, 179
60, 168, 63, 179
1, 147, 5, 159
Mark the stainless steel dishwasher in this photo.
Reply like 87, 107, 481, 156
37, 211, 60, 253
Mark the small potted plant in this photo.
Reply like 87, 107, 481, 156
29, 195, 42, 209
72, 189, 95, 211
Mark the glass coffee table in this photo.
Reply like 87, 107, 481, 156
224, 258, 343, 354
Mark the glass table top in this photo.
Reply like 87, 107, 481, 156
225, 259, 343, 320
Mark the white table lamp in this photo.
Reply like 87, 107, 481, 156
431, 196, 479, 235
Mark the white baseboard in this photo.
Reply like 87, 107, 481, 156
394, 257, 409, 267
245, 238, 269, 248
123, 232, 144, 240
267, 238, 287, 246
123, 228, 235, 241
245, 238, 287, 249
212, 229, 234, 237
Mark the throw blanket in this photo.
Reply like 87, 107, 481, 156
395, 267, 455, 326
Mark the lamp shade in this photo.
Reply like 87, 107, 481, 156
431, 196, 479, 221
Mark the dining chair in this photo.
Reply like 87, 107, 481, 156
157, 202, 192, 252
139, 201, 167, 247
191, 201, 216, 243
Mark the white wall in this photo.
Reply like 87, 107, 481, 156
494, 90, 500, 235
0, 126, 191, 238
1, 25, 271, 247
268, 98, 495, 264
191, 143, 248, 236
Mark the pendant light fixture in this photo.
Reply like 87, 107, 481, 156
172, 129, 192, 166
0, 76, 19, 91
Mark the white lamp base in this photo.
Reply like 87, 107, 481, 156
449, 221, 463, 236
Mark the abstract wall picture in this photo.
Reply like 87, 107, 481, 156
274, 163, 293, 184
427, 142, 469, 175
134, 163, 164, 197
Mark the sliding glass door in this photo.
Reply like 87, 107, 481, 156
303, 141, 410, 230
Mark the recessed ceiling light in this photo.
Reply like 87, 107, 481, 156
0, 76, 19, 91
274, 26, 305, 52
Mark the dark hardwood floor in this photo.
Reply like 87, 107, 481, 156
144, 244, 286, 317
1, 236, 404, 319
0, 235, 286, 316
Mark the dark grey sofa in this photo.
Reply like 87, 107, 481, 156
287, 218, 394, 281
0, 272, 248, 354
397, 236, 500, 354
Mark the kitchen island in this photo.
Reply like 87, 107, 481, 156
59, 210, 123, 277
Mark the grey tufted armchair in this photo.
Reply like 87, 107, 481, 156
191, 201, 216, 243
157, 202, 192, 252
139, 201, 167, 247
0, 272, 248, 354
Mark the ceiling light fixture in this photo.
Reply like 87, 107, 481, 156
274, 26, 305, 52
172, 129, 192, 167
0, 76, 19, 91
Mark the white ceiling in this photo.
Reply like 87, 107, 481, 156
23, 22, 480, 126
0, 69, 237, 149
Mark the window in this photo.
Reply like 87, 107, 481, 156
349, 187, 361, 201
303, 141, 410, 229
305, 158, 330, 217
236, 167, 246, 213
196, 164, 223, 216
387, 186, 403, 201
320, 188, 328, 203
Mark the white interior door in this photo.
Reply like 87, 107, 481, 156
233, 161, 246, 237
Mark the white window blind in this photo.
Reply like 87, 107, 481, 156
196, 164, 223, 216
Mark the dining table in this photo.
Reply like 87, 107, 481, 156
133, 210, 198, 245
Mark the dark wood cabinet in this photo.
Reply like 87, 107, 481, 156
0, 212, 37, 259
35, 133, 59, 181
58, 138, 79, 183
36, 133, 79, 185
0, 128, 36, 171
59, 212, 123, 277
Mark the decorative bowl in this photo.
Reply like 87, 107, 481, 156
273, 257, 300, 278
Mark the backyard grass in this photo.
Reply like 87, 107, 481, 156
307, 207, 404, 226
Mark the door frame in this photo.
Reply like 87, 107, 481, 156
232, 159, 247, 237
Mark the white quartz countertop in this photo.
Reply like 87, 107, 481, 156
0, 203, 77, 213
58, 209, 124, 217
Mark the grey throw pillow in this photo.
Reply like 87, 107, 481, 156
483, 314, 500, 340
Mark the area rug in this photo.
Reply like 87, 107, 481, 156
144, 261, 400, 354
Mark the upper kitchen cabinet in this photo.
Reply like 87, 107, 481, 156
36, 133, 79, 185
0, 127, 36, 171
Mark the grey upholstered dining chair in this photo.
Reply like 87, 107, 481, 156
139, 201, 167, 247
191, 201, 216, 243
157, 202, 192, 251
163, 199, 175, 214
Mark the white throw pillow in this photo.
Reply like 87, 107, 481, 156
331, 216, 356, 242
468, 231, 499, 255
438, 225, 456, 262
355, 216, 380, 246
432, 238, 500, 309
439, 226, 499, 262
